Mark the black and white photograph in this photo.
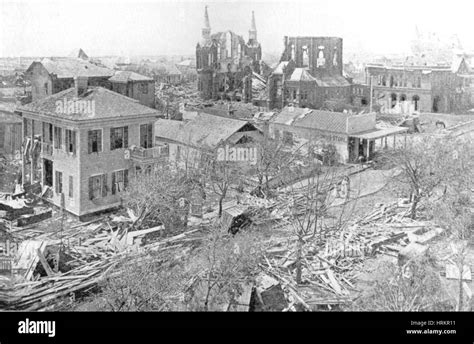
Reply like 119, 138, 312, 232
0, 0, 473, 339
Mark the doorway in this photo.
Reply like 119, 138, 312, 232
43, 159, 53, 187
432, 96, 441, 113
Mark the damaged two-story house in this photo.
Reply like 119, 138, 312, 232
17, 77, 163, 219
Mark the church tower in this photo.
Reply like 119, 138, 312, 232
202, 6, 211, 40
249, 11, 257, 42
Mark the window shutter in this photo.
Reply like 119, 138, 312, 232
111, 171, 116, 195
89, 177, 94, 200
147, 124, 153, 148
69, 176, 73, 198
72, 130, 77, 155
123, 126, 128, 148
97, 130, 102, 152
140, 124, 146, 148
110, 128, 114, 150
102, 174, 108, 197
55, 171, 58, 193
88, 131, 92, 154
124, 169, 129, 189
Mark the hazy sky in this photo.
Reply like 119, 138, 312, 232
1, 0, 473, 58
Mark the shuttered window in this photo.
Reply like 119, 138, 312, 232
140, 123, 153, 149
65, 129, 76, 154
88, 174, 108, 200
68, 176, 73, 198
88, 130, 102, 153
111, 169, 129, 195
53, 126, 62, 149
110, 126, 128, 150
55, 171, 63, 194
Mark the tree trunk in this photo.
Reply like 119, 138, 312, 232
410, 194, 420, 220
218, 195, 225, 218
295, 237, 303, 284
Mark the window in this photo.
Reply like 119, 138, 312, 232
110, 126, 128, 150
55, 171, 63, 194
317, 50, 326, 67
89, 174, 107, 200
176, 145, 182, 160
68, 176, 73, 198
140, 123, 153, 149
53, 126, 62, 149
43, 123, 53, 143
111, 169, 129, 195
138, 82, 148, 94
65, 129, 76, 154
88, 130, 102, 153
44, 82, 48, 95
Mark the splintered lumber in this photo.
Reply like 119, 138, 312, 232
36, 248, 54, 277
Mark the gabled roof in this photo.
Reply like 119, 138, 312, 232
68, 48, 89, 60
18, 87, 161, 122
271, 106, 352, 134
288, 68, 317, 82
109, 71, 154, 83
272, 61, 290, 75
155, 112, 258, 149
27, 58, 114, 79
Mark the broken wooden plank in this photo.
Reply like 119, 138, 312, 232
36, 248, 54, 277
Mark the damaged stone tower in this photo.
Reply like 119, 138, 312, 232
268, 36, 352, 110
196, 6, 262, 102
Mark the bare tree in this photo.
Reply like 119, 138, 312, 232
186, 223, 262, 311
382, 136, 456, 219
123, 165, 198, 234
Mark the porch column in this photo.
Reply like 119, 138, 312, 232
30, 119, 35, 184
393, 134, 396, 148
366, 139, 370, 160
21, 118, 26, 187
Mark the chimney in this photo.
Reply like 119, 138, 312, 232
74, 76, 88, 97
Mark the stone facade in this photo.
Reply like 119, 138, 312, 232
366, 61, 472, 114
268, 37, 352, 110
196, 7, 262, 102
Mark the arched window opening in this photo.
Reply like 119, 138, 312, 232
412, 95, 420, 111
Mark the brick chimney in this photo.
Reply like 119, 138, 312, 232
74, 76, 88, 97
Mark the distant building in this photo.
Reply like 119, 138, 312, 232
25, 58, 114, 102
196, 7, 262, 102
365, 57, 473, 114
268, 37, 352, 110
176, 59, 198, 83
17, 78, 163, 218
0, 104, 22, 158
109, 71, 155, 108
154, 110, 262, 169
269, 105, 408, 163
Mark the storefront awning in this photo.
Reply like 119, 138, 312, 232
351, 126, 408, 140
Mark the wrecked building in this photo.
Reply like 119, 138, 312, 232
268, 37, 352, 110
365, 57, 473, 114
25, 57, 114, 102
196, 7, 263, 102
16, 77, 163, 219
109, 71, 155, 108
154, 110, 262, 170
0, 103, 22, 159
269, 105, 408, 163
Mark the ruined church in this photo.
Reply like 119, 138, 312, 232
196, 6, 262, 102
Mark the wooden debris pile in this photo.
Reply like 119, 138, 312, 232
254, 200, 444, 311
0, 211, 207, 310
